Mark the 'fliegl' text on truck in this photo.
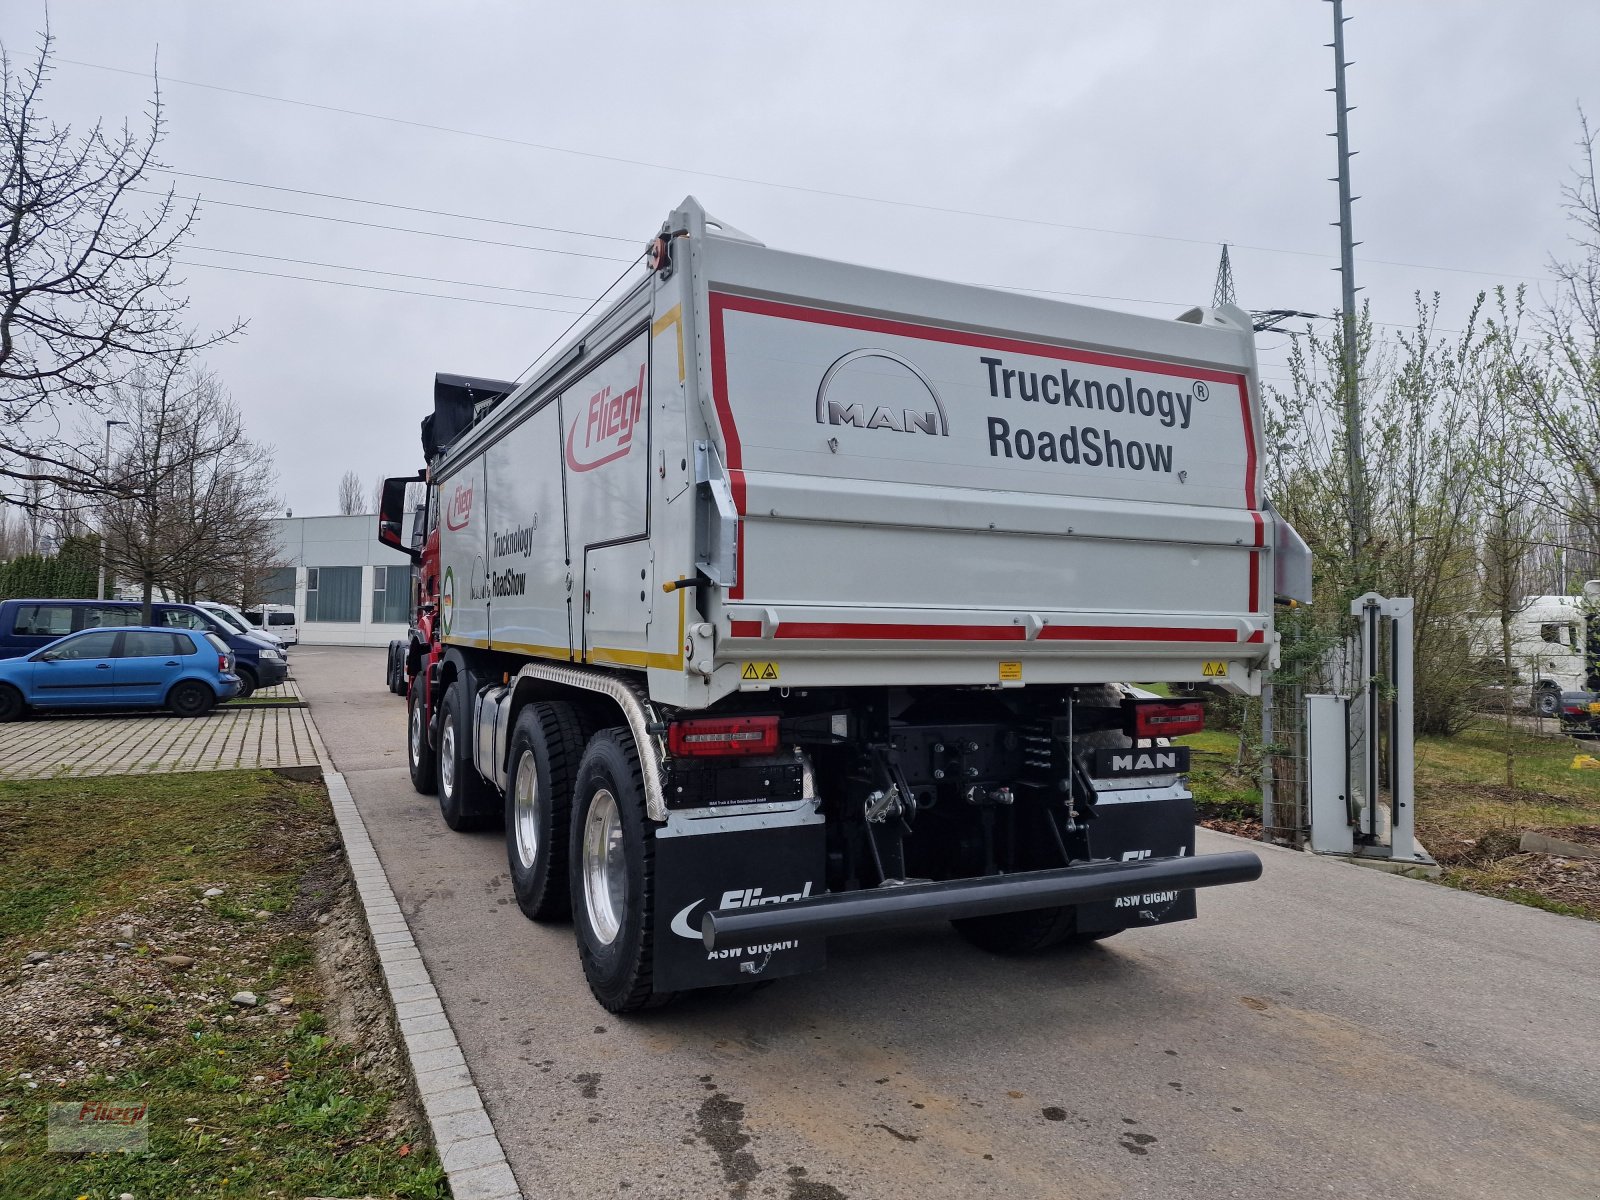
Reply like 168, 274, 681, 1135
377, 199, 1311, 1013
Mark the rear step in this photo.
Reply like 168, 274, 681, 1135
702, 851, 1262, 949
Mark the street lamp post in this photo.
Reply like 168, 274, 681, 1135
97, 418, 126, 600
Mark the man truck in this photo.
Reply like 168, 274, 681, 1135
377, 198, 1310, 1013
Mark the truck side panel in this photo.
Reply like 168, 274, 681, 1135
482, 399, 571, 658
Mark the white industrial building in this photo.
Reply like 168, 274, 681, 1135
264, 513, 414, 647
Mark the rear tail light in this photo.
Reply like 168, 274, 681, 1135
219, 654, 231, 673
668, 715, 780, 757
1123, 699, 1205, 740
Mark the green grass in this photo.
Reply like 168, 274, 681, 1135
1178, 728, 1260, 822
1181, 717, 1600, 919
0, 771, 446, 1200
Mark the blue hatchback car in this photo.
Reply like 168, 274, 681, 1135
0, 626, 240, 721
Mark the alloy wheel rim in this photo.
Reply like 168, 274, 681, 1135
440, 715, 456, 796
582, 789, 626, 945
513, 749, 540, 868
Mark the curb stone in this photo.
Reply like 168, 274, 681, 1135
315, 759, 523, 1200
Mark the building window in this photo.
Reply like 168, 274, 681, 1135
306, 566, 362, 623
260, 567, 297, 607
372, 565, 413, 625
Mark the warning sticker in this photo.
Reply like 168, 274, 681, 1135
740, 661, 780, 682
998, 661, 1023, 682
1202, 661, 1229, 678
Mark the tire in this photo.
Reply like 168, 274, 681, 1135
569, 729, 673, 1013
388, 642, 406, 694
436, 678, 498, 832
952, 907, 1122, 955
505, 702, 591, 921
1534, 684, 1560, 718
168, 680, 216, 718
0, 683, 26, 723
234, 665, 258, 700
407, 684, 436, 795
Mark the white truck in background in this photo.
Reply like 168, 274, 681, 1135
1470, 591, 1599, 716
378, 198, 1310, 1013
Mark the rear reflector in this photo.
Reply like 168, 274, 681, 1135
668, 715, 781, 757
1123, 699, 1205, 740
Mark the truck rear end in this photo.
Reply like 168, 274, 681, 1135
390, 199, 1304, 1012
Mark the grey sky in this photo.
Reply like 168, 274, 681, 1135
5, 1, 1596, 515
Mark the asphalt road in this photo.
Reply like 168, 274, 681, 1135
295, 646, 1600, 1200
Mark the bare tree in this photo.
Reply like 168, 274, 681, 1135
100, 357, 278, 623
0, 26, 242, 513
1525, 109, 1600, 566
336, 469, 365, 515
370, 473, 386, 516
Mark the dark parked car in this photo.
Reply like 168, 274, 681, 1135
1559, 690, 1600, 738
0, 626, 240, 721
0, 598, 287, 697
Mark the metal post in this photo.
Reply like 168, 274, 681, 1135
1260, 677, 1275, 840
1329, 0, 1364, 576
96, 419, 124, 600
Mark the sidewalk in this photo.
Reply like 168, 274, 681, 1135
0, 703, 321, 779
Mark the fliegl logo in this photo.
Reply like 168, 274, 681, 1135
566, 362, 647, 471
815, 348, 949, 436
670, 882, 814, 943
443, 480, 474, 531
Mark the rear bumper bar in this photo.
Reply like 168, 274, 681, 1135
701, 851, 1262, 950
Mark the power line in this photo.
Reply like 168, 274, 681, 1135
175, 259, 586, 313
132, 188, 634, 263
185, 245, 594, 300
68, 57, 1549, 285
161, 170, 636, 243
513, 254, 647, 383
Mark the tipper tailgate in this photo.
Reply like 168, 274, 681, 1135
699, 241, 1270, 687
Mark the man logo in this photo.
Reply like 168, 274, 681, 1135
815, 348, 949, 436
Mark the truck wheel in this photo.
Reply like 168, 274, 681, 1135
569, 729, 674, 1013
953, 908, 1125, 953
1533, 684, 1560, 718
506, 702, 590, 921
436, 679, 498, 832
407, 686, 436, 795
952, 906, 1082, 955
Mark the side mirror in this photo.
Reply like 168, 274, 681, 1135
378, 473, 424, 562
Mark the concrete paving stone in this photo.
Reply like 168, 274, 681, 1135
446, 1160, 521, 1200
377, 944, 423, 964
440, 1134, 506, 1175
403, 1027, 460, 1055
409, 1045, 467, 1076
395, 997, 445, 1021
383, 961, 432, 989
415, 1063, 474, 1095
398, 1011, 452, 1037
388, 983, 437, 1005
421, 1084, 482, 1119
427, 1105, 495, 1149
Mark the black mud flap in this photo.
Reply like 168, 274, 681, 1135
652, 820, 827, 992
1074, 793, 1199, 933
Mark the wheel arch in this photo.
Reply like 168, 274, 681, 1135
501, 663, 668, 821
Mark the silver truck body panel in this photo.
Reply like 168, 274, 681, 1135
437, 198, 1279, 707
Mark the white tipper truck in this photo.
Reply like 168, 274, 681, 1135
378, 198, 1311, 1013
